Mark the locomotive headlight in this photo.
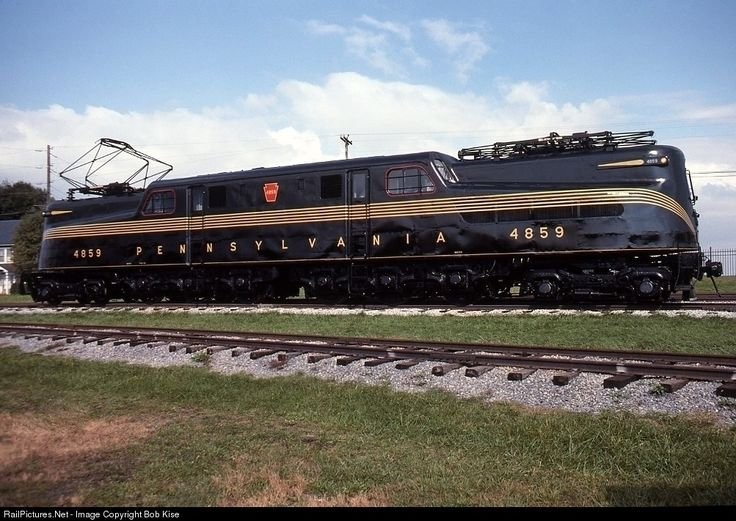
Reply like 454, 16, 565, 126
659, 156, 669, 165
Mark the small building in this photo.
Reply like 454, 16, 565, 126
0, 219, 20, 294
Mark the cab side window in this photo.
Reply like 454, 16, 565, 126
386, 166, 434, 196
142, 190, 176, 215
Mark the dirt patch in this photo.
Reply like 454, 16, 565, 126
215, 458, 388, 507
0, 412, 163, 506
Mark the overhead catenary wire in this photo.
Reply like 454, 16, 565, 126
690, 170, 736, 175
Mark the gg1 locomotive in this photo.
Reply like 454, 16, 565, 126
25, 130, 721, 305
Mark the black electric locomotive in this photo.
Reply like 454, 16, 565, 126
26, 130, 722, 305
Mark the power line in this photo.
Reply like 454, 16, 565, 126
690, 170, 736, 175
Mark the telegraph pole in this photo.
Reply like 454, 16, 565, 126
46, 145, 52, 203
340, 134, 352, 159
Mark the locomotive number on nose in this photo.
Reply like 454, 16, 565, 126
509, 226, 565, 240
73, 248, 103, 259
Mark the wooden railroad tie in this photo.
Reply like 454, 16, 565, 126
507, 368, 537, 381
431, 363, 463, 376
552, 371, 580, 386
603, 374, 640, 389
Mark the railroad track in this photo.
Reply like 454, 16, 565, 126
2, 322, 735, 397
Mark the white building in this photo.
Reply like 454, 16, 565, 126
0, 220, 20, 294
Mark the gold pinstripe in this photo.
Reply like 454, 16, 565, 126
598, 159, 646, 168
43, 187, 696, 240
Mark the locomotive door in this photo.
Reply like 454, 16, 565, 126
348, 170, 370, 258
186, 185, 207, 265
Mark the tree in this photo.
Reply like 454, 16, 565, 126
0, 181, 47, 218
1, 180, 49, 279
12, 211, 43, 273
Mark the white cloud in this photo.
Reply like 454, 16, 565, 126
305, 20, 346, 36
343, 29, 400, 76
305, 16, 428, 79
490, 80, 620, 140
0, 72, 621, 189
357, 15, 411, 42
693, 183, 736, 249
502, 81, 550, 105
267, 127, 324, 163
306, 15, 488, 82
306, 16, 491, 83
421, 19, 489, 82
676, 102, 736, 123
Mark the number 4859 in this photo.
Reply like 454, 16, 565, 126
73, 248, 102, 259
509, 226, 565, 240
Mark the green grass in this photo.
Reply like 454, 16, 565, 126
0, 294, 33, 304
1, 348, 734, 507
1, 310, 735, 355
696, 276, 736, 294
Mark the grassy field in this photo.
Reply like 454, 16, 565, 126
1, 347, 735, 507
0, 294, 33, 304
696, 276, 736, 294
1, 310, 735, 355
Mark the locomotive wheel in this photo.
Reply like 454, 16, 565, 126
631, 276, 670, 303
39, 285, 61, 306
530, 278, 561, 301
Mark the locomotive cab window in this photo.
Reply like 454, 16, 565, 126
386, 166, 435, 196
142, 189, 176, 216
432, 159, 459, 184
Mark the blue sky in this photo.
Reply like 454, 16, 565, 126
2, 1, 734, 112
1, 0, 735, 246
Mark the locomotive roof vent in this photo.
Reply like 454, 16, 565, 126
458, 130, 656, 161
58, 138, 173, 200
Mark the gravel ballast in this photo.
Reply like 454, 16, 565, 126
2, 304, 736, 319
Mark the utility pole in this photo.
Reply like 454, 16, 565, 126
340, 134, 353, 159
46, 145, 52, 203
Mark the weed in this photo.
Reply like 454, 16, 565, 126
191, 350, 211, 365
717, 398, 736, 410
610, 389, 626, 404
410, 374, 428, 387
648, 383, 667, 397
